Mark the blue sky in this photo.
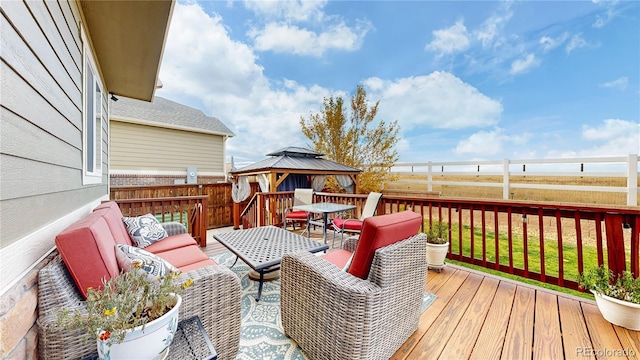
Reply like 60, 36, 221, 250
156, 0, 639, 165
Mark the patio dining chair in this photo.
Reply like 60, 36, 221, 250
331, 191, 382, 247
283, 188, 314, 230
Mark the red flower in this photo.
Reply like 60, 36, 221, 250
99, 331, 111, 341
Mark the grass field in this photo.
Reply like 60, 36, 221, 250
385, 174, 639, 206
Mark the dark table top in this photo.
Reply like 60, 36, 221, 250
213, 226, 329, 271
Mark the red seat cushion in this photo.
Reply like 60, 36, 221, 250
285, 211, 308, 220
56, 212, 121, 299
348, 211, 423, 279
321, 249, 353, 269
333, 218, 363, 231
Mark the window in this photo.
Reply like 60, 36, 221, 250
81, 28, 104, 185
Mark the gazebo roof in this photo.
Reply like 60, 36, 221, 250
231, 147, 360, 175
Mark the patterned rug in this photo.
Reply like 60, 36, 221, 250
211, 252, 437, 360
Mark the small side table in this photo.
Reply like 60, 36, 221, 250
169, 316, 217, 360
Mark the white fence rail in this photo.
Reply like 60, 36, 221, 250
390, 154, 639, 206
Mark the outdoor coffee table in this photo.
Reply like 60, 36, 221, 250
213, 226, 328, 301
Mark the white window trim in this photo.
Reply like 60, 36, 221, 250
81, 26, 104, 185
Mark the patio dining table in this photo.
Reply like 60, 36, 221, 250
292, 202, 356, 246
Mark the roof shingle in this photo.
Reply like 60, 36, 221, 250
110, 96, 234, 136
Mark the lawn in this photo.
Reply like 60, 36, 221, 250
439, 223, 608, 300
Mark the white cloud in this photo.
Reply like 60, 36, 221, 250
363, 71, 503, 130
600, 76, 628, 90
510, 54, 540, 75
474, 3, 513, 48
566, 33, 588, 53
454, 128, 530, 156
580, 119, 640, 155
454, 129, 503, 156
540, 32, 569, 52
425, 20, 470, 55
249, 20, 371, 56
157, 3, 332, 163
159, 3, 264, 98
592, 0, 619, 28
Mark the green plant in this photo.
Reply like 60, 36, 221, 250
57, 267, 194, 345
426, 222, 449, 244
578, 266, 640, 304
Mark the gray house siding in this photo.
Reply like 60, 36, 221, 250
0, 1, 112, 358
0, 0, 173, 357
0, 1, 108, 249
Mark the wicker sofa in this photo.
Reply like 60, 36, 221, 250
37, 202, 241, 360
280, 211, 428, 360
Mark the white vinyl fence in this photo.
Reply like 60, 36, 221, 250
390, 154, 639, 206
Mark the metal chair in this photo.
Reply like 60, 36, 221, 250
331, 192, 382, 247
283, 188, 313, 230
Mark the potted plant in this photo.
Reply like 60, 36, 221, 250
579, 265, 640, 330
57, 265, 194, 359
426, 222, 449, 272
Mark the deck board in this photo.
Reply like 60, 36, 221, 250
408, 273, 483, 359
501, 286, 536, 360
469, 281, 517, 360
533, 291, 564, 360
439, 277, 499, 360
558, 296, 592, 360
203, 227, 640, 360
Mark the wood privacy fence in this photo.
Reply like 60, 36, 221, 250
110, 183, 260, 229
390, 154, 640, 206
240, 191, 640, 291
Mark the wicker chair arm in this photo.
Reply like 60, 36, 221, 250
161, 221, 188, 236
342, 235, 360, 252
176, 265, 241, 360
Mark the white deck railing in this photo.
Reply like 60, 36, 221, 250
390, 154, 639, 206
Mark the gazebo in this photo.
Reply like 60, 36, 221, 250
229, 147, 361, 228
230, 146, 361, 194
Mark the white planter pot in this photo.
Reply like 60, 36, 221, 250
97, 294, 182, 360
592, 290, 640, 331
426, 242, 449, 268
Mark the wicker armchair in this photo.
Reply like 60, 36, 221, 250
37, 255, 242, 360
281, 228, 427, 360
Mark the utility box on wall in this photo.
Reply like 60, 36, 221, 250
187, 167, 197, 184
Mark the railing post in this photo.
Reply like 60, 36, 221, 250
257, 193, 264, 227
233, 202, 240, 230
427, 161, 433, 192
604, 214, 626, 276
200, 197, 208, 247
503, 158, 510, 200
627, 154, 638, 206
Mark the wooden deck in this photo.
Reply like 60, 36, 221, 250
204, 227, 640, 360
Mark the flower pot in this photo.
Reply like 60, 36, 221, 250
426, 242, 449, 269
97, 294, 182, 360
592, 290, 640, 331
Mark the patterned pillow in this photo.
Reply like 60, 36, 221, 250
115, 244, 178, 277
122, 213, 169, 248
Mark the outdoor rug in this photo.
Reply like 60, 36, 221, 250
211, 252, 437, 360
